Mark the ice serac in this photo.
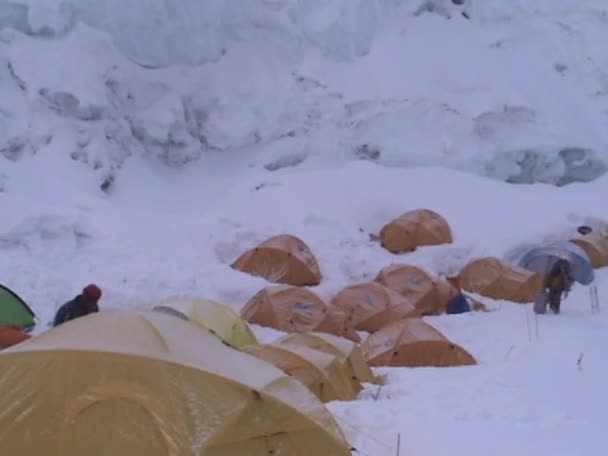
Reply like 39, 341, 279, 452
287, 0, 385, 59
4, 0, 387, 67
1, 0, 608, 187
480, 147, 608, 187
0, 2, 30, 34
72, 0, 230, 67
2, 0, 229, 66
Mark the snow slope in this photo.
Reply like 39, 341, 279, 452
330, 297, 608, 456
2, 157, 608, 456
2, 1, 608, 455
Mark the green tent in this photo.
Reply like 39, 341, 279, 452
0, 285, 36, 329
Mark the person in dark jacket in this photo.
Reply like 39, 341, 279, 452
544, 259, 574, 314
53, 284, 102, 327
446, 291, 471, 314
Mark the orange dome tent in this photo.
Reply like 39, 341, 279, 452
456, 257, 543, 303
241, 286, 360, 342
330, 282, 418, 333
569, 232, 608, 268
231, 234, 322, 286
379, 209, 452, 254
362, 318, 477, 368
375, 264, 457, 315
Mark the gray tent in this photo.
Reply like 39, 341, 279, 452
517, 240, 594, 285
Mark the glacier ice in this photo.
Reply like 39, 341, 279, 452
287, 0, 385, 59
0, 2, 29, 34
2, 0, 390, 67
480, 147, 608, 187
1, 0, 608, 189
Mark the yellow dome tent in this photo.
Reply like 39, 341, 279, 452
153, 297, 258, 347
0, 310, 351, 456
276, 331, 378, 387
242, 341, 359, 403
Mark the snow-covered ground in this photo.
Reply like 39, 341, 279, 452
329, 289, 608, 456
2, 1, 608, 455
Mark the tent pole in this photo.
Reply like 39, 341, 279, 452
590, 285, 600, 313
524, 306, 532, 342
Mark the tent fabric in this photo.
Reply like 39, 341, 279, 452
276, 332, 377, 386
0, 310, 351, 456
0, 285, 36, 329
241, 285, 360, 342
241, 342, 359, 403
569, 233, 608, 269
456, 257, 543, 303
0, 325, 31, 349
375, 264, 457, 315
330, 282, 419, 333
362, 318, 477, 368
231, 234, 322, 286
153, 297, 258, 347
517, 240, 594, 285
379, 209, 453, 254
446, 292, 471, 314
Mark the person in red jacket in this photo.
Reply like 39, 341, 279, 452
53, 284, 102, 327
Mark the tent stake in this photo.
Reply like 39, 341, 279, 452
372, 383, 383, 402
590, 285, 600, 313
524, 307, 531, 342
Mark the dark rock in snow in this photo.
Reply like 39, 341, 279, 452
355, 144, 381, 161
264, 152, 307, 171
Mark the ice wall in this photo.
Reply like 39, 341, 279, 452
1, 0, 608, 189
0, 0, 394, 66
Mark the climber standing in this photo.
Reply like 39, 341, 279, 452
535, 259, 574, 314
